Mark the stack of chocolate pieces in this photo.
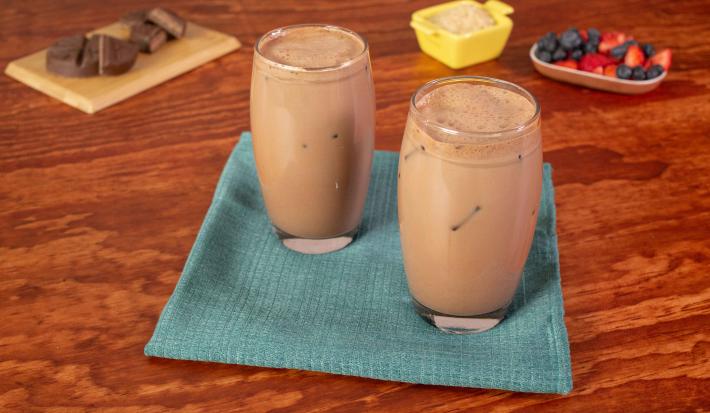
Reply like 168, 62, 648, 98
45, 7, 186, 77
123, 8, 186, 53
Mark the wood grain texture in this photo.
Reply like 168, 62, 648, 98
1, 0, 709, 411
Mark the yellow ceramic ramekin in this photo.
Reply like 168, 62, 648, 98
410, 0, 514, 69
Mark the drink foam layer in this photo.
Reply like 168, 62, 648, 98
417, 83, 536, 135
408, 82, 540, 163
259, 26, 364, 69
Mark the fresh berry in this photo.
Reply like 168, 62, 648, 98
646, 64, 664, 79
579, 29, 589, 42
587, 28, 601, 41
554, 59, 578, 69
624, 45, 645, 67
599, 32, 627, 53
642, 43, 656, 58
552, 47, 567, 61
560, 28, 583, 50
535, 48, 553, 63
616, 64, 633, 79
604, 64, 618, 77
579, 53, 616, 72
587, 28, 601, 43
631, 66, 646, 80
537, 32, 559, 53
592, 66, 603, 74
649, 48, 672, 71
570, 48, 584, 61
584, 41, 599, 53
610, 40, 638, 59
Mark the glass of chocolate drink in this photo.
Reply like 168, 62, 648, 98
251, 24, 375, 254
397, 76, 542, 333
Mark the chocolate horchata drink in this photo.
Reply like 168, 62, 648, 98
250, 25, 375, 254
397, 76, 542, 334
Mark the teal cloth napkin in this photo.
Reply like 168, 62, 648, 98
145, 132, 572, 394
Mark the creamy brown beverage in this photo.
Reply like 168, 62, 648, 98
397, 77, 542, 333
251, 25, 375, 254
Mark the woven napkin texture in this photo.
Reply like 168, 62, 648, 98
145, 132, 572, 394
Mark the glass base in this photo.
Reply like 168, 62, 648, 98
273, 225, 358, 254
412, 298, 509, 334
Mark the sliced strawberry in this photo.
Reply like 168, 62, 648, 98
624, 45, 645, 67
579, 53, 616, 72
649, 48, 672, 71
555, 59, 578, 70
599, 32, 627, 53
579, 29, 588, 42
604, 64, 618, 77
592, 66, 604, 74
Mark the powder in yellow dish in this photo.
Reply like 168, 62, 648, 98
428, 3, 496, 35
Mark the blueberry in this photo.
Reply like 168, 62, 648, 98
552, 47, 567, 62
642, 43, 656, 58
584, 41, 599, 53
537, 32, 559, 53
616, 64, 633, 79
552, 47, 567, 61
631, 66, 646, 80
535, 49, 552, 63
571, 48, 584, 61
609, 45, 625, 59
610, 40, 637, 59
646, 64, 664, 79
587, 28, 601, 41
560, 28, 583, 51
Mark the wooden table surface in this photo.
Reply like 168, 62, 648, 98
2, 0, 709, 411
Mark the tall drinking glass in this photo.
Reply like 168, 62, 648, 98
251, 24, 375, 254
397, 76, 542, 333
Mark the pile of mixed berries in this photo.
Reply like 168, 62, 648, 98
535, 28, 672, 80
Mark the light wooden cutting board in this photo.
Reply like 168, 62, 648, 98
4, 22, 241, 114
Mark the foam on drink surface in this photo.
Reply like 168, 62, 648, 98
408, 82, 539, 162
259, 26, 364, 69
418, 83, 535, 135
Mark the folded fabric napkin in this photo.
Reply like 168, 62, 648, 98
145, 132, 572, 394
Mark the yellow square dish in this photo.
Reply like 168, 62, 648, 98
410, 0, 514, 69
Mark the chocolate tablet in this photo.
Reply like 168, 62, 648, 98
146, 8, 186, 38
94, 34, 139, 76
79, 35, 100, 74
120, 10, 147, 27
46, 35, 99, 77
50, 34, 85, 53
130, 23, 167, 53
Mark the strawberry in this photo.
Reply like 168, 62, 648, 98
604, 64, 618, 77
592, 66, 604, 74
555, 59, 578, 69
579, 53, 616, 72
624, 45, 645, 67
599, 32, 627, 53
579, 29, 589, 42
649, 48, 672, 71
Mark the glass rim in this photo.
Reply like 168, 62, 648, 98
254, 23, 369, 73
409, 76, 541, 139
